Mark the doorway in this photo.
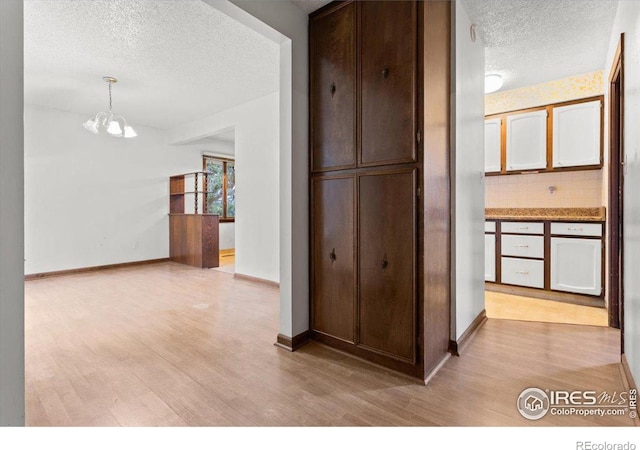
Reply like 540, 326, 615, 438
608, 34, 624, 347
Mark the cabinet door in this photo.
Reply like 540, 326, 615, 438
506, 110, 547, 171
312, 176, 356, 342
485, 118, 502, 173
550, 237, 602, 296
359, 170, 416, 361
360, 1, 417, 166
310, 3, 356, 171
485, 234, 496, 282
553, 100, 601, 168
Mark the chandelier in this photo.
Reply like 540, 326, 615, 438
82, 76, 137, 138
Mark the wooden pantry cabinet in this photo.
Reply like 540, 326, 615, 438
309, 1, 451, 379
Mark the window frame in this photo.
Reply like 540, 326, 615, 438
203, 156, 235, 223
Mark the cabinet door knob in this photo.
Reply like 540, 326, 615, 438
381, 66, 389, 79
381, 254, 388, 269
329, 248, 336, 263
330, 82, 336, 97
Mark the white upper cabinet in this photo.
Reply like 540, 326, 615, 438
552, 100, 601, 168
506, 110, 547, 171
484, 118, 502, 173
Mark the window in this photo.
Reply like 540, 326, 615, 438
203, 156, 235, 221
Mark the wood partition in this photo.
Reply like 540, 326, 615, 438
169, 172, 219, 269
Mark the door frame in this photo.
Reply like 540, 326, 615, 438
608, 34, 624, 342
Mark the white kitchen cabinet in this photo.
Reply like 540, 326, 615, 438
550, 237, 602, 296
485, 234, 496, 282
501, 235, 544, 259
506, 110, 548, 171
484, 118, 502, 173
553, 100, 601, 168
501, 257, 545, 289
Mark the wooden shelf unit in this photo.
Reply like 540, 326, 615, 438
169, 172, 219, 269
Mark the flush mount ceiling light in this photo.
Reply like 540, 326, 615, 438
485, 74, 504, 94
82, 76, 137, 138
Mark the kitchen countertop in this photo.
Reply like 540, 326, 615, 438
485, 207, 605, 222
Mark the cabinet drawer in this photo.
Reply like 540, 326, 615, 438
550, 222, 602, 237
485, 221, 496, 233
501, 235, 544, 258
501, 222, 544, 235
501, 257, 544, 289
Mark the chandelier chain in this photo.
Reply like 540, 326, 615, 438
108, 81, 113, 111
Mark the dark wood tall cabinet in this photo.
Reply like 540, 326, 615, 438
309, 1, 452, 380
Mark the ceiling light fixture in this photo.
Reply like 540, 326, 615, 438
83, 76, 137, 138
485, 74, 504, 94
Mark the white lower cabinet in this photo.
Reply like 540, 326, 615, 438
550, 238, 602, 296
501, 257, 544, 289
485, 234, 496, 282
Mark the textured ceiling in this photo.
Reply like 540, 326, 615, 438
461, 0, 618, 90
291, 0, 332, 14
24, 0, 279, 130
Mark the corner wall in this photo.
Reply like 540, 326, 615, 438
169, 92, 280, 283
451, 0, 486, 341
0, 0, 25, 426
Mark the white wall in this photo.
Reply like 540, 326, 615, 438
169, 92, 279, 283
208, 0, 309, 338
604, 0, 640, 382
451, 1, 486, 341
0, 0, 25, 426
25, 105, 205, 274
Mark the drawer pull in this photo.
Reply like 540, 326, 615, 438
567, 227, 583, 231
329, 248, 336, 263
515, 226, 529, 230
514, 245, 529, 248
515, 270, 529, 275
381, 254, 389, 269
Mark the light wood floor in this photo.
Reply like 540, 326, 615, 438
25, 262, 630, 426
211, 254, 235, 275
486, 291, 608, 327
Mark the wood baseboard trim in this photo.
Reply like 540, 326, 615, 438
424, 352, 451, 385
25, 258, 171, 281
620, 354, 640, 426
234, 272, 279, 288
449, 309, 488, 356
274, 331, 310, 352
220, 249, 235, 257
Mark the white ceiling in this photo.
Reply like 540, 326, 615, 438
24, 0, 279, 130
291, 0, 332, 14
461, 0, 618, 90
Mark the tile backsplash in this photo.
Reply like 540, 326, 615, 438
484, 170, 603, 208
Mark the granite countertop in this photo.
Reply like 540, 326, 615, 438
485, 207, 606, 222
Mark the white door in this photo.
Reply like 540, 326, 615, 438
506, 110, 547, 171
485, 234, 496, 282
553, 100, 601, 168
550, 237, 602, 296
484, 118, 501, 173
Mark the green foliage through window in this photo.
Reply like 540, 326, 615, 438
204, 157, 235, 220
